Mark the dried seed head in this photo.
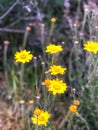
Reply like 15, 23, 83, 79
4, 40, 9, 45
84, 4, 89, 12
19, 100, 25, 104
29, 100, 34, 104
36, 95, 41, 99
41, 62, 45, 65
26, 26, 31, 31
33, 56, 37, 60
74, 41, 79, 44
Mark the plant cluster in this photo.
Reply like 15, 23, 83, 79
0, 0, 98, 130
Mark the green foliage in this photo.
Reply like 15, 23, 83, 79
0, 0, 15, 12
49, 0, 64, 7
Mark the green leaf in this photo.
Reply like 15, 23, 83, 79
55, 0, 64, 6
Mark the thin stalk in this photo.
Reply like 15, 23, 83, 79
19, 64, 24, 89
51, 54, 55, 65
49, 22, 55, 38
34, 58, 38, 88
49, 95, 56, 111
3, 44, 9, 85
41, 24, 45, 52
35, 116, 39, 130
34, 57, 40, 106
23, 30, 29, 49
11, 69, 18, 99
43, 86, 48, 110
77, 114, 90, 130
19, 28, 30, 89
40, 24, 49, 65
59, 111, 70, 129
81, 11, 88, 32
86, 54, 97, 86
20, 103, 26, 130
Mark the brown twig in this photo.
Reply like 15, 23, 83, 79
0, 0, 19, 20
0, 28, 25, 33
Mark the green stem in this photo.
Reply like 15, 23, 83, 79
23, 30, 29, 49
49, 95, 56, 111
77, 114, 90, 130
59, 111, 70, 129
49, 22, 55, 38
19, 29, 29, 89
86, 54, 98, 86
51, 54, 55, 65
35, 116, 39, 130
34, 58, 38, 88
19, 64, 24, 89
3, 45, 9, 85
12, 69, 18, 99
81, 11, 88, 32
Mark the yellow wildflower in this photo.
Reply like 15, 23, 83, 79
42, 79, 51, 87
73, 100, 80, 106
31, 108, 51, 126
69, 105, 78, 115
15, 50, 33, 63
51, 17, 56, 23
83, 41, 98, 54
49, 65, 67, 75
48, 79, 67, 95
45, 44, 63, 54
34, 108, 43, 116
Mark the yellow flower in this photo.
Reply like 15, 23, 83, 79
45, 44, 63, 54
51, 17, 56, 23
69, 105, 78, 115
48, 79, 67, 95
15, 50, 33, 63
73, 100, 80, 106
34, 108, 43, 116
31, 108, 51, 126
83, 41, 98, 54
49, 65, 67, 75
42, 79, 51, 87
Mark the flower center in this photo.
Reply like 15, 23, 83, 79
53, 84, 60, 90
54, 68, 60, 72
20, 54, 26, 59
39, 116, 45, 121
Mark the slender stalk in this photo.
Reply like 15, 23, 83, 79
3, 44, 9, 85
59, 111, 70, 129
0, 0, 19, 20
0, 28, 25, 33
49, 22, 55, 38
11, 69, 18, 99
81, 10, 88, 32
34, 57, 41, 107
40, 23, 48, 65
51, 54, 55, 65
23, 30, 29, 49
34, 57, 38, 88
20, 63, 24, 89
49, 95, 56, 111
35, 116, 39, 130
77, 114, 90, 130
41, 24, 45, 49
19, 27, 30, 89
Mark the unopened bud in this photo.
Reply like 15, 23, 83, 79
4, 40, 9, 45
26, 26, 31, 31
